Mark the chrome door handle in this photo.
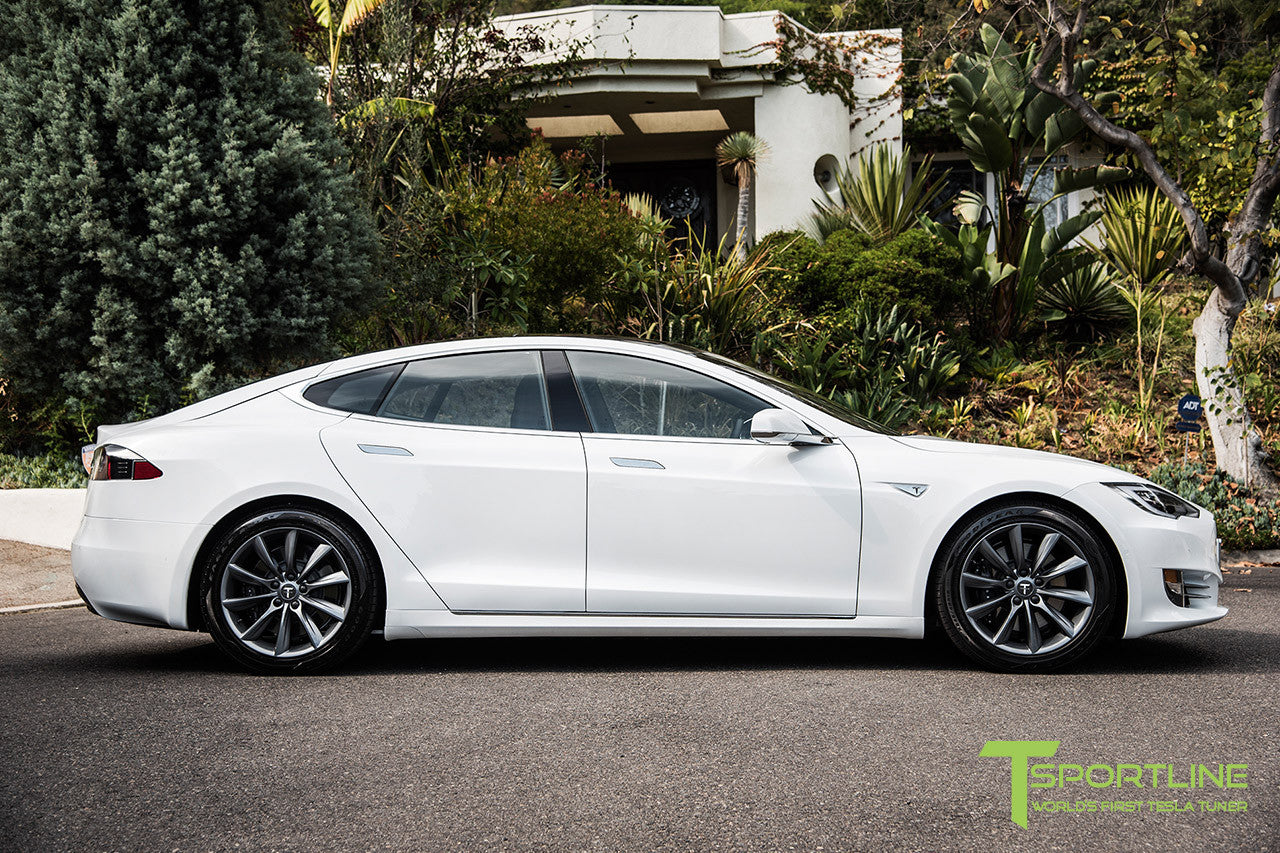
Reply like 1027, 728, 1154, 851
358, 444, 413, 457
610, 457, 664, 470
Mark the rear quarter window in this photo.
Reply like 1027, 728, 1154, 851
303, 364, 403, 414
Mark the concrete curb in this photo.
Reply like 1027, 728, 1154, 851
0, 599, 83, 615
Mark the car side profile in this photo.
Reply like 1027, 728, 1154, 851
71, 337, 1226, 673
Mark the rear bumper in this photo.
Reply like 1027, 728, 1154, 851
1064, 483, 1227, 638
71, 515, 210, 630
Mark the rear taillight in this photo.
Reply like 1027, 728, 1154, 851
89, 445, 163, 481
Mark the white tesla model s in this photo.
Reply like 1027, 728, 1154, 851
72, 337, 1225, 673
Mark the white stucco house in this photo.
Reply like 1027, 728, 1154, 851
495, 5, 903, 244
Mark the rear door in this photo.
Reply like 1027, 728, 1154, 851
317, 350, 587, 612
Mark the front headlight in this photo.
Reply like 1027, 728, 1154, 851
1104, 482, 1200, 519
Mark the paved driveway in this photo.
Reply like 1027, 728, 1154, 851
1, 569, 1276, 852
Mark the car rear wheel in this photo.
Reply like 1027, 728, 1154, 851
200, 509, 378, 674
935, 504, 1117, 672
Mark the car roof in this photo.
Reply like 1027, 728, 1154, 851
313, 335, 706, 377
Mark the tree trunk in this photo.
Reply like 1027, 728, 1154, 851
733, 183, 751, 260
1192, 290, 1277, 488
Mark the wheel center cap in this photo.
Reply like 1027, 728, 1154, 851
1016, 580, 1034, 598
279, 583, 299, 602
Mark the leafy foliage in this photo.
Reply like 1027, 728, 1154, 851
759, 229, 965, 328
1085, 27, 1277, 233
647, 234, 775, 354
369, 139, 647, 346
324, 0, 589, 227
0, 0, 376, 449
1088, 187, 1187, 287
944, 23, 1128, 339
774, 303, 962, 431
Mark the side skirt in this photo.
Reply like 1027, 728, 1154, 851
384, 610, 924, 640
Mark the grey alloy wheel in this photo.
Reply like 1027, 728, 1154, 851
218, 526, 353, 659
202, 508, 378, 674
957, 521, 1096, 656
936, 503, 1116, 672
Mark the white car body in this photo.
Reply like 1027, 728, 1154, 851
72, 336, 1225, 654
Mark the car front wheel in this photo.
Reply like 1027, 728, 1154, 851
935, 504, 1117, 672
200, 509, 378, 674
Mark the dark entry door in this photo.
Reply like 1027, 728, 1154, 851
606, 160, 716, 244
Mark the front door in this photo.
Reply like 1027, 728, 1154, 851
319, 350, 586, 612
565, 350, 863, 616
606, 160, 716, 244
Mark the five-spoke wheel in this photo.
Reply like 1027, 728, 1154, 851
202, 509, 378, 674
936, 504, 1116, 672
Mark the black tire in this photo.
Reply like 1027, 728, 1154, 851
200, 508, 379, 674
934, 503, 1117, 673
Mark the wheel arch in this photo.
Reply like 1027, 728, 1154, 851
185, 495, 386, 632
922, 491, 1128, 637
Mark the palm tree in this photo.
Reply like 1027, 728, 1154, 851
716, 132, 768, 259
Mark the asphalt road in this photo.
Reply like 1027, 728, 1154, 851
2, 570, 1277, 853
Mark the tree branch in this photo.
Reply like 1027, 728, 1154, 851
1231, 53, 1280, 252
1020, 0, 1245, 308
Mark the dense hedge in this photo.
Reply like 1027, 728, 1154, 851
0, 452, 85, 489
758, 229, 965, 328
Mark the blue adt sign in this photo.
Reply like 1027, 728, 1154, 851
1177, 394, 1202, 433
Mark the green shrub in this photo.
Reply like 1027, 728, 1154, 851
755, 231, 824, 310
828, 303, 962, 404
771, 304, 963, 433
1146, 462, 1280, 550
808, 143, 948, 245
757, 228, 964, 328
0, 452, 86, 489
484, 145, 647, 332
0, 0, 376, 445
826, 230, 965, 327
830, 387, 916, 432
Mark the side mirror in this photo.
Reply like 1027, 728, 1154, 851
750, 408, 829, 446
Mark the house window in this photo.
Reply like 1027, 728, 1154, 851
928, 161, 985, 228
1024, 155, 1069, 231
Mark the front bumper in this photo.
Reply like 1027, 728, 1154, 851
1064, 483, 1227, 638
71, 515, 210, 630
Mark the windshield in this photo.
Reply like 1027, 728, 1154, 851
695, 352, 901, 436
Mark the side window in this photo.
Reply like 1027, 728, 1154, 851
303, 364, 403, 415
566, 351, 770, 439
377, 351, 550, 431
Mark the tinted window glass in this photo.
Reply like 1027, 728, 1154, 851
566, 351, 769, 439
695, 351, 899, 435
303, 364, 402, 415
377, 351, 550, 430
